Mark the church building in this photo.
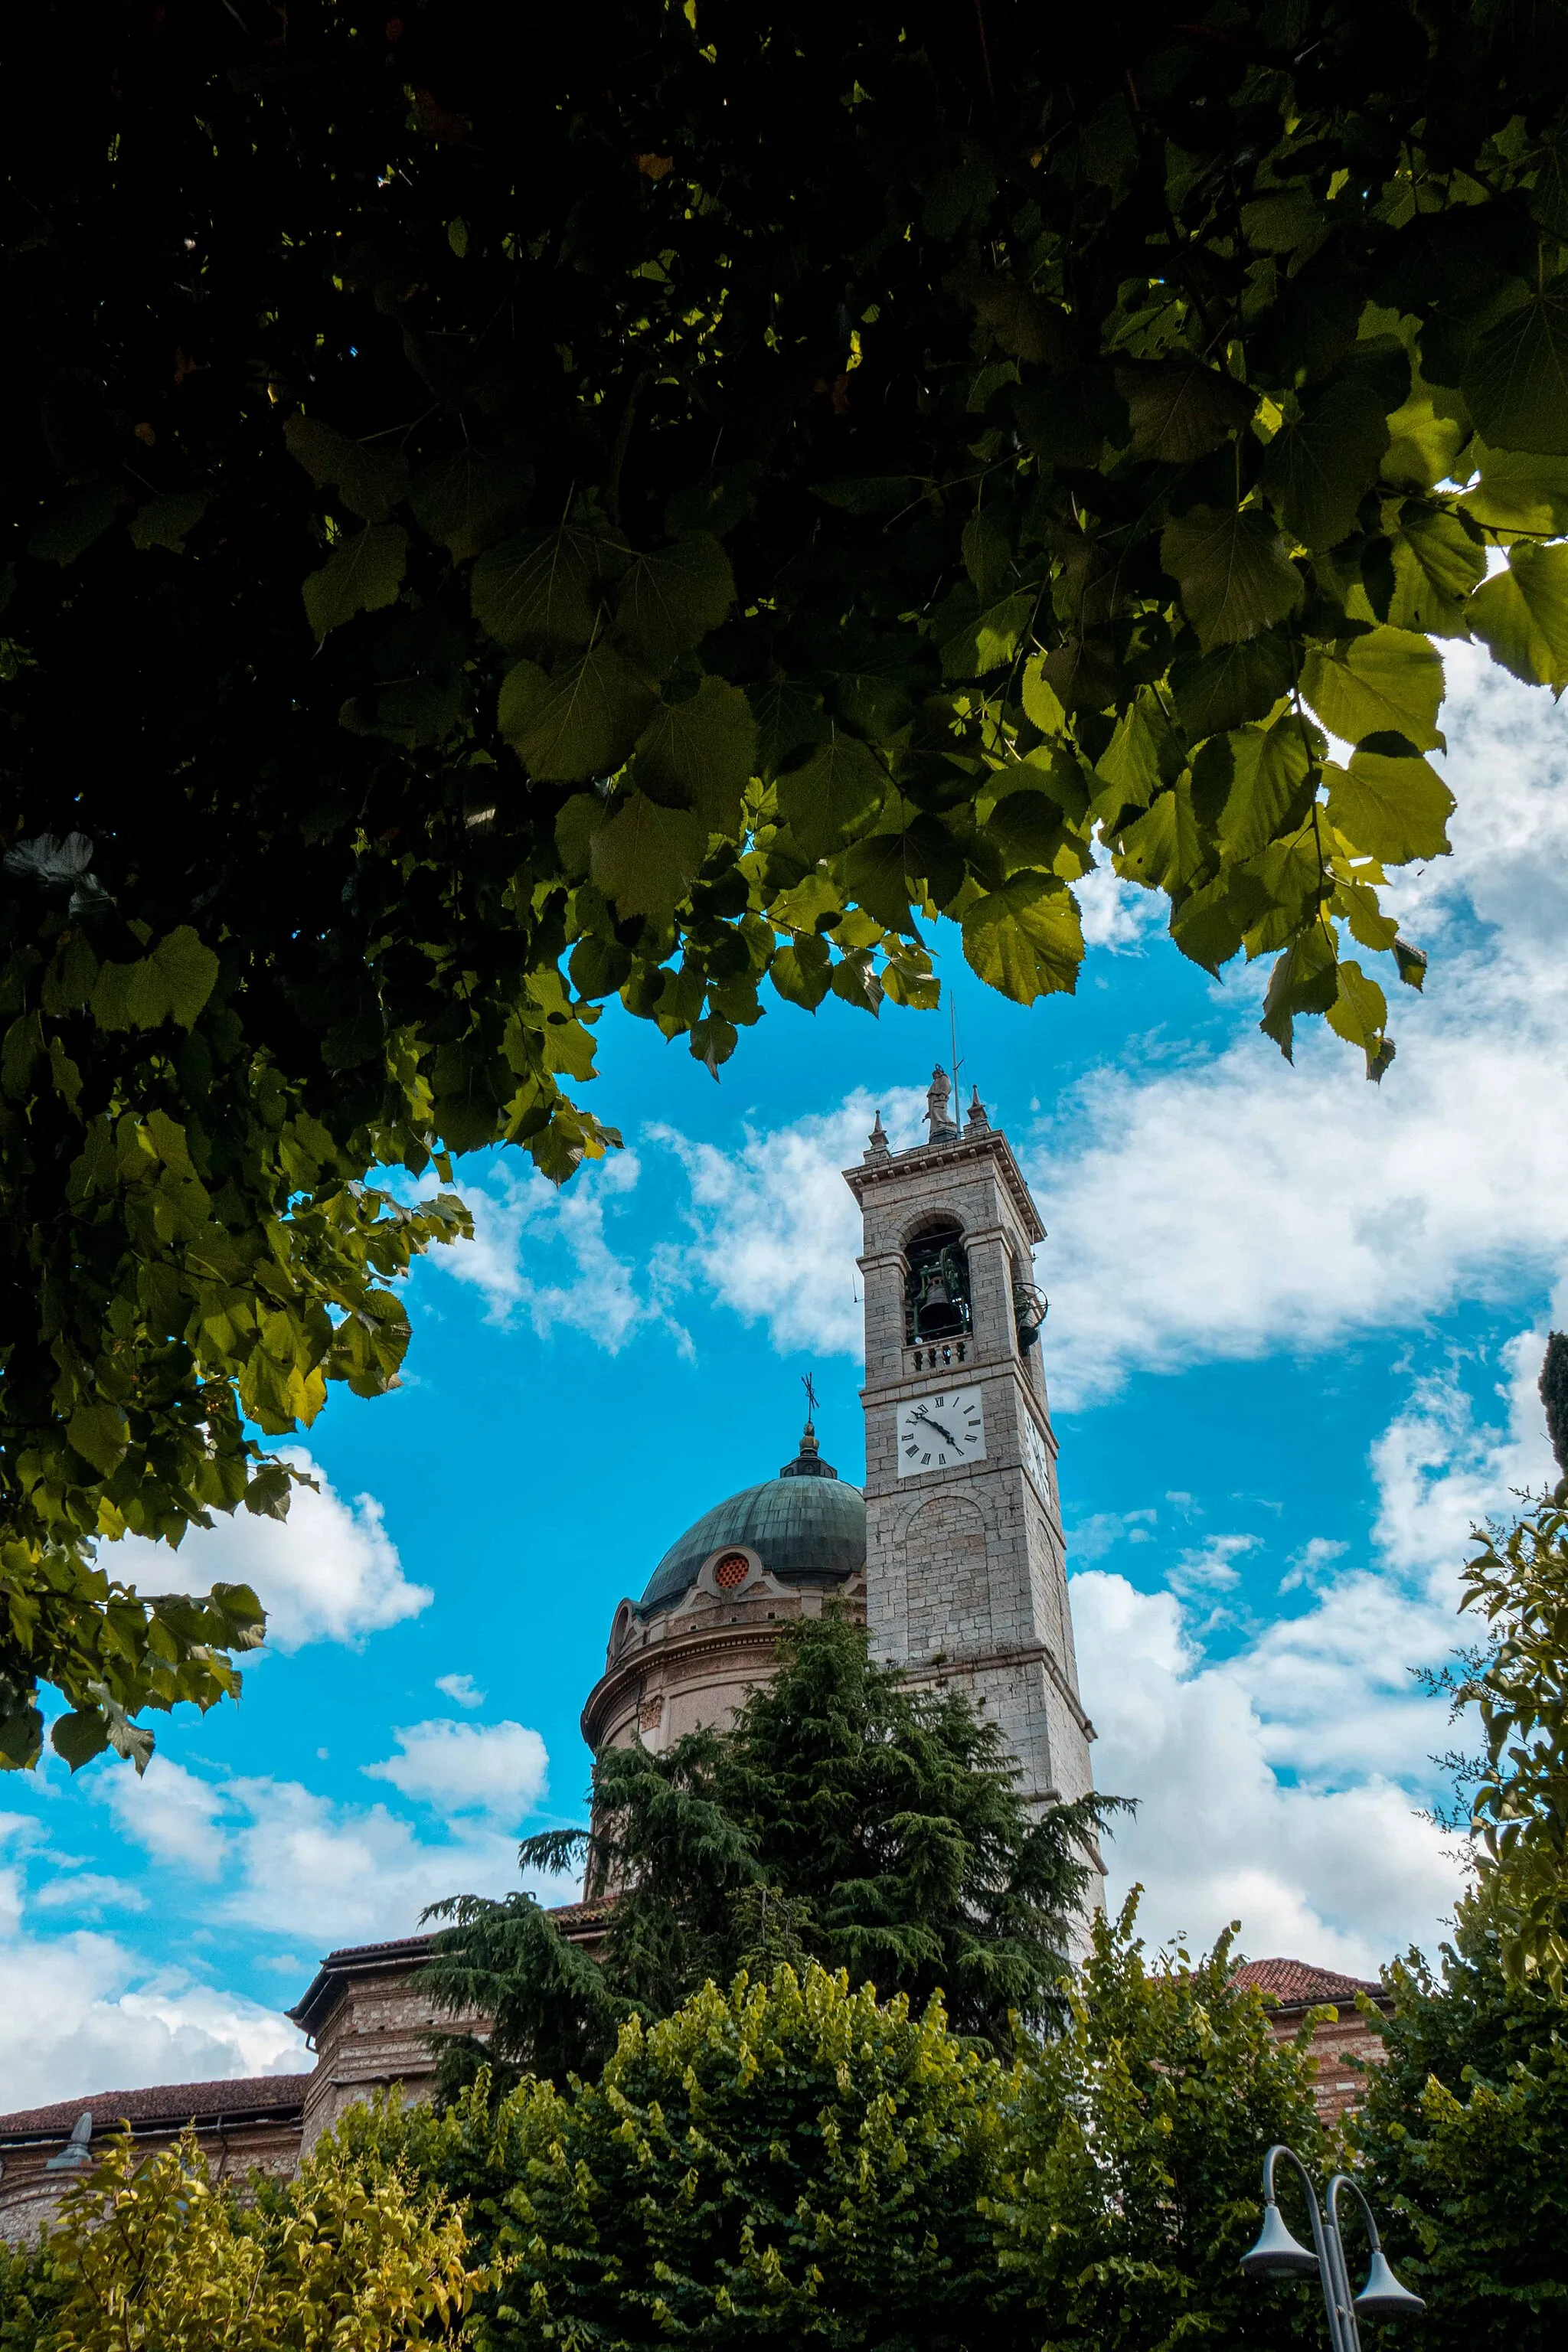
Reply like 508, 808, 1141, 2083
0, 1076, 1383, 2238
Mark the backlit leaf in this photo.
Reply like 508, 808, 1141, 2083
1211, 720, 1316, 860
1326, 959, 1394, 1080
1459, 446, 1568, 537
1463, 280, 1568, 456
302, 525, 407, 639
961, 871, 1083, 1004
1261, 382, 1389, 550
1161, 506, 1302, 648
51, 1710, 111, 1770
634, 676, 758, 830
129, 493, 208, 554
1171, 632, 1295, 739
410, 449, 532, 560
750, 678, 831, 778
1302, 626, 1445, 750
285, 415, 408, 523
1116, 358, 1253, 462
67, 1402, 129, 1477
472, 527, 603, 649
775, 730, 886, 861
614, 534, 734, 658
1326, 749, 1454, 863
1387, 507, 1486, 634
589, 792, 707, 920
498, 646, 658, 782
1259, 922, 1338, 1058
1468, 541, 1568, 691
940, 590, 1035, 680
1116, 784, 1208, 893
769, 933, 833, 1011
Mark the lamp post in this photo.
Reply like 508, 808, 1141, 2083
1241, 2143, 1425, 2352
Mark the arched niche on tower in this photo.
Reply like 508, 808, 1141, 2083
901, 1213, 972, 1346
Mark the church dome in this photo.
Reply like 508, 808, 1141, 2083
636, 1424, 865, 1615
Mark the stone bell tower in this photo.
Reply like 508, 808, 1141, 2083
842, 1073, 1096, 1817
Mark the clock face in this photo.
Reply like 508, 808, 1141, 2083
1022, 1415, 1051, 1500
896, 1387, 985, 1476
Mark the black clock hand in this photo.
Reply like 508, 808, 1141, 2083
913, 1409, 959, 1447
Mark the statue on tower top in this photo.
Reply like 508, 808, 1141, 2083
925, 1064, 959, 1143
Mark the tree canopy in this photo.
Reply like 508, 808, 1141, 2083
7, 0, 1568, 1766
420, 1614, 1114, 2086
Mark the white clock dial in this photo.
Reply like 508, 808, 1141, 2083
1022, 1414, 1051, 1500
896, 1386, 985, 1476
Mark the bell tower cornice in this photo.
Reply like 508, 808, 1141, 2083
843, 1126, 1045, 1247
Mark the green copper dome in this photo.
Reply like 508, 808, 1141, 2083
637, 1426, 865, 1615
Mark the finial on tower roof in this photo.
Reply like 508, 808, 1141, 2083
864, 1109, 891, 1162
966, 1086, 991, 1132
925, 1064, 959, 1143
780, 1374, 836, 1478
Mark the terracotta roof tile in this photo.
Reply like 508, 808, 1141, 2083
0, 2074, 311, 2141
1236, 1957, 1383, 2007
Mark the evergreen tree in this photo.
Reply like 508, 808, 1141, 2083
420, 1615, 1118, 2087
1351, 1919, 1568, 2352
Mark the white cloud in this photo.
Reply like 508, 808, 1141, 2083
101, 1758, 228, 1877
0, 1826, 305, 2109
434, 1673, 486, 1710
651, 1087, 928, 1356
31, 1874, 148, 1917
1076, 1327, 1558, 1972
104, 1452, 431, 1653
362, 1719, 549, 1822
428, 1149, 687, 1353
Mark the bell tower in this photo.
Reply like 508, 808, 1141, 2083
843, 1073, 1096, 1818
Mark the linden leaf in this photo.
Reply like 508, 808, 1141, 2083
285, 416, 408, 523
1171, 632, 1295, 740
129, 492, 209, 554
498, 646, 658, 782
1116, 784, 1208, 893
1463, 280, 1568, 456
633, 676, 758, 831
1302, 627, 1445, 750
1468, 542, 1568, 691
472, 526, 606, 649
589, 793, 707, 919
1326, 750, 1454, 864
1326, 959, 1394, 1081
302, 525, 407, 639
1161, 506, 1302, 648
750, 678, 831, 778
961, 871, 1083, 1004
1115, 357, 1253, 462
769, 934, 834, 1011
774, 730, 886, 861
613, 534, 734, 658
67, 1402, 130, 1477
409, 449, 533, 561
1459, 446, 1568, 537
1261, 382, 1390, 550
1210, 720, 1316, 861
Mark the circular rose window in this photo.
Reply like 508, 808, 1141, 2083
714, 1551, 750, 1589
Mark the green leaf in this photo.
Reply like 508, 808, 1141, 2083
68, 1402, 129, 1477
1161, 506, 1302, 649
836, 831, 923, 931
774, 730, 886, 861
409, 449, 532, 560
981, 792, 1070, 877
51, 1710, 111, 1771
961, 872, 1083, 1004
810, 477, 917, 516
284, 415, 409, 522
1093, 704, 1163, 814
1462, 280, 1568, 456
750, 678, 830, 778
129, 492, 209, 554
940, 590, 1035, 680
472, 526, 603, 649
1194, 718, 1317, 861
1261, 383, 1389, 550
1116, 785, 1207, 893
633, 677, 757, 831
1259, 923, 1338, 1059
151, 926, 220, 1027
1171, 633, 1295, 739
554, 792, 603, 878
1327, 750, 1454, 863
589, 792, 707, 920
1301, 626, 1445, 750
1169, 871, 1269, 973
665, 462, 760, 539
613, 534, 734, 658
1241, 191, 1323, 252
769, 933, 833, 1011
1020, 658, 1068, 738
302, 525, 407, 639
1468, 542, 1568, 691
498, 646, 658, 782
28, 487, 118, 566
1326, 959, 1394, 1080
1387, 507, 1487, 634
1115, 358, 1253, 462
962, 509, 1013, 600
1459, 446, 1568, 537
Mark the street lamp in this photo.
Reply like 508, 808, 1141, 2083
1241, 2143, 1425, 2352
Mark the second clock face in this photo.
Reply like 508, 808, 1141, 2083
896, 1387, 985, 1475
1022, 1414, 1051, 1500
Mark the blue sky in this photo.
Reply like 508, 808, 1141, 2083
2, 643, 1566, 2105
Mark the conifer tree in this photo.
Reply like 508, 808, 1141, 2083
420, 1615, 1118, 2088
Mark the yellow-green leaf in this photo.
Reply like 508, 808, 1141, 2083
774, 730, 886, 861
284, 415, 408, 522
498, 646, 658, 782
302, 524, 407, 639
1116, 784, 1208, 892
961, 871, 1083, 1004
589, 792, 707, 919
1326, 749, 1454, 864
129, 492, 209, 554
633, 677, 757, 831
1326, 959, 1394, 1080
614, 534, 734, 658
1302, 626, 1445, 750
1459, 446, 1568, 537
1261, 382, 1389, 550
472, 526, 604, 648
1468, 541, 1568, 691
1463, 279, 1568, 456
